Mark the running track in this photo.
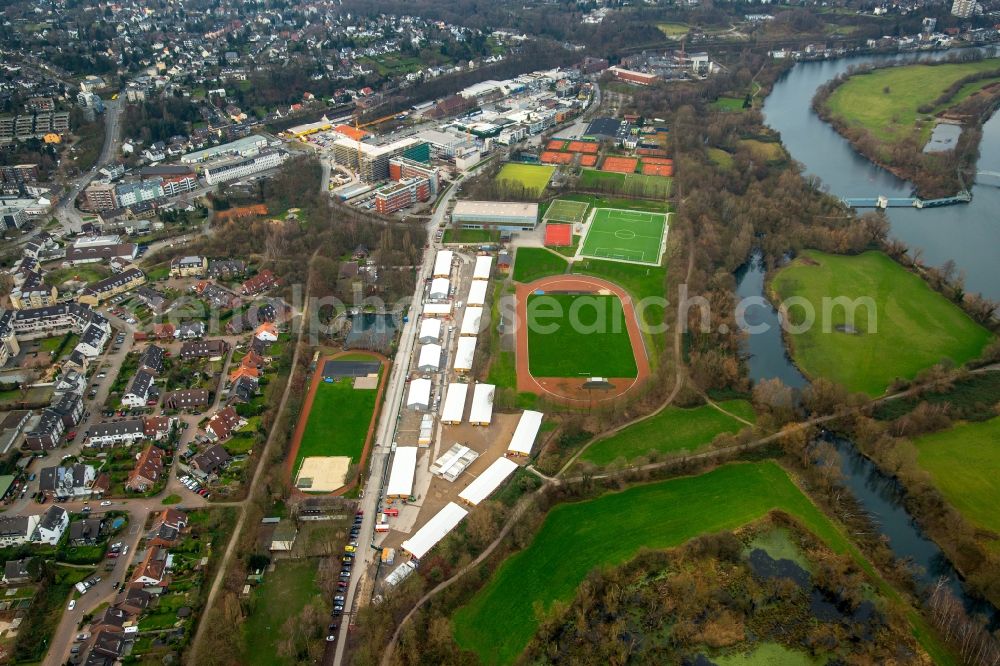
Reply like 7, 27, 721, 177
514, 275, 651, 403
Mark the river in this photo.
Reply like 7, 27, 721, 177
763, 49, 1000, 300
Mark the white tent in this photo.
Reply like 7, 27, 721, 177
430, 277, 450, 300
467, 280, 488, 307
433, 250, 454, 278
401, 502, 468, 559
459, 457, 519, 505
422, 302, 452, 317
386, 446, 418, 498
418, 318, 441, 343
406, 378, 432, 410
417, 343, 442, 372
473, 255, 493, 281
441, 382, 469, 424
469, 383, 495, 426
507, 410, 544, 457
453, 336, 476, 373
460, 306, 483, 337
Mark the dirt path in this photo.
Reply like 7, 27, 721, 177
514, 274, 652, 404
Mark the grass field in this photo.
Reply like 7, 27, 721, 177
657, 22, 689, 38
542, 198, 590, 224
512, 247, 567, 284
452, 461, 868, 665
560, 192, 673, 214
915, 417, 1000, 535
715, 643, 820, 666
824, 59, 1000, 144
295, 371, 380, 474
442, 228, 500, 244
708, 147, 735, 169
770, 250, 993, 396
579, 169, 673, 198
580, 207, 667, 265
526, 293, 637, 377
496, 163, 555, 195
712, 96, 748, 111
243, 559, 321, 665
581, 400, 756, 465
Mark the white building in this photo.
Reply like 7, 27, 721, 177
458, 457, 519, 506
406, 378, 432, 411
454, 336, 476, 374
400, 502, 468, 559
469, 383, 495, 426
430, 443, 480, 482
203, 150, 287, 185
417, 344, 442, 372
473, 255, 493, 281
507, 410, 544, 457
433, 250, 453, 278
418, 318, 441, 344
33, 505, 69, 545
429, 277, 451, 300
422, 302, 452, 318
441, 382, 469, 424
460, 306, 483, 337
386, 446, 418, 499
467, 280, 488, 307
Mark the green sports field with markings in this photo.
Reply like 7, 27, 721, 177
579, 207, 668, 265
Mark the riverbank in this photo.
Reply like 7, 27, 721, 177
812, 58, 1000, 199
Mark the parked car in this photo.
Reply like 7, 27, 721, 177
67, 600, 76, 611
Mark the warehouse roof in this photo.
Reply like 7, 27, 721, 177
460, 306, 483, 336
401, 502, 468, 559
507, 410, 544, 456
454, 336, 476, 372
406, 378, 432, 409
441, 382, 469, 423
467, 281, 488, 307
386, 446, 418, 498
473, 255, 493, 280
459, 457, 519, 505
469, 383, 495, 425
452, 201, 539, 219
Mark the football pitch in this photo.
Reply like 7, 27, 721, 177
579, 207, 667, 265
543, 199, 590, 224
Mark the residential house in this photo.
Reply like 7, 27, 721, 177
131, 545, 169, 587
207, 259, 245, 279
0, 515, 40, 547
78, 268, 146, 306
38, 464, 95, 498
87, 629, 126, 664
205, 406, 245, 441
74, 322, 111, 357
169, 256, 207, 277
122, 369, 156, 408
254, 322, 278, 342
114, 587, 151, 615
162, 389, 210, 411
228, 374, 258, 404
2, 557, 35, 585
86, 418, 145, 447
134, 286, 167, 313
24, 409, 66, 450
180, 339, 228, 360
126, 445, 164, 492
146, 508, 187, 547
152, 323, 176, 339
51, 392, 84, 428
69, 517, 103, 545
174, 322, 206, 339
191, 443, 233, 477
33, 505, 69, 545
91, 606, 129, 633
138, 345, 165, 374
241, 269, 277, 295
195, 282, 240, 310
143, 416, 174, 440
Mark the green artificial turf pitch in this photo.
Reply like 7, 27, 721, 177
295, 374, 379, 474
543, 198, 590, 224
580, 207, 667, 265
770, 250, 993, 396
526, 293, 637, 378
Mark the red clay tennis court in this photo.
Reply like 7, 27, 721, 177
544, 223, 573, 247
601, 156, 639, 174
579, 154, 598, 167
567, 140, 599, 154
637, 147, 668, 157
540, 151, 574, 165
640, 157, 673, 166
547, 139, 568, 151
642, 163, 674, 176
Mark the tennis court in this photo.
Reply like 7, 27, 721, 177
580, 207, 668, 265
543, 199, 590, 224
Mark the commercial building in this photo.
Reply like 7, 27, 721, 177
400, 502, 468, 559
389, 157, 441, 197
507, 410, 544, 457
458, 457, 519, 506
608, 66, 658, 86
441, 382, 469, 425
1, 207, 28, 230
454, 336, 476, 374
451, 201, 539, 231
181, 135, 269, 164
386, 446, 418, 499
469, 383, 495, 426
84, 182, 118, 211
330, 136, 423, 182
203, 149, 287, 185
373, 176, 430, 214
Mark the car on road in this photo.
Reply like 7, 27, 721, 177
100, 501, 112, 506
68, 599, 76, 611
326, 635, 337, 642
75, 633, 90, 642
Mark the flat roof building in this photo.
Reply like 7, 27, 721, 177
430, 443, 480, 482
181, 135, 269, 164
451, 201, 539, 231
331, 136, 423, 183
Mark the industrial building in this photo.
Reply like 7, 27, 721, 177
181, 135, 269, 164
203, 149, 288, 185
451, 201, 539, 231
607, 66, 658, 86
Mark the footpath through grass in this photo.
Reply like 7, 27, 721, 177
770, 250, 992, 396
581, 400, 755, 465
452, 461, 860, 665
824, 59, 1000, 144
915, 416, 1000, 535
512, 247, 567, 283
526, 293, 637, 378
295, 373, 379, 473
242, 559, 321, 665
